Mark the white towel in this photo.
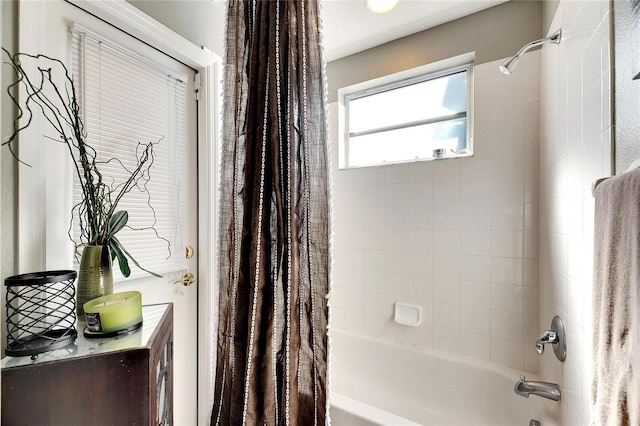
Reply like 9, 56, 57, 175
592, 168, 640, 426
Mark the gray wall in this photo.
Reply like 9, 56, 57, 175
613, 0, 640, 173
326, 0, 542, 102
542, 0, 560, 33
126, 0, 226, 57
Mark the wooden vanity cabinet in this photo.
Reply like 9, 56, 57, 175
1, 303, 173, 426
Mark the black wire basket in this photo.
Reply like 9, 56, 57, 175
5, 270, 78, 358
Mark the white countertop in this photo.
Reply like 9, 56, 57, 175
1, 303, 170, 369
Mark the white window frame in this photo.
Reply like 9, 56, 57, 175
338, 52, 475, 169
17, 1, 221, 424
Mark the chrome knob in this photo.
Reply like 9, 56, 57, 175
535, 330, 558, 354
535, 316, 566, 361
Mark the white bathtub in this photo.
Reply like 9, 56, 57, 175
329, 329, 560, 426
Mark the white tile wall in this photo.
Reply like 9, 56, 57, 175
540, 1, 611, 424
330, 52, 541, 373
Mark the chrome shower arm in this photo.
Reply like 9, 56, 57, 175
513, 29, 562, 59
499, 29, 562, 75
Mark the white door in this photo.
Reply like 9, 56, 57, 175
18, 1, 200, 424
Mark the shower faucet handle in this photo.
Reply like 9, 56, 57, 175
535, 330, 558, 354
534, 316, 567, 361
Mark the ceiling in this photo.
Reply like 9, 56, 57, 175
134, 0, 511, 63
320, 0, 509, 62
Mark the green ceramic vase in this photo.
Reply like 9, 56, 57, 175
76, 245, 114, 322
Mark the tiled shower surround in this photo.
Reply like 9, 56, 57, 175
540, 1, 611, 424
330, 52, 541, 373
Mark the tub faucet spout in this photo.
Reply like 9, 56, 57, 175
514, 376, 561, 401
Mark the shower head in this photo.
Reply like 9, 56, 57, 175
499, 55, 520, 75
499, 28, 562, 75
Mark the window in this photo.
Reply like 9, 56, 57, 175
339, 53, 474, 168
71, 24, 188, 281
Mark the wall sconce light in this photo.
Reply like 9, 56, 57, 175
366, 0, 399, 14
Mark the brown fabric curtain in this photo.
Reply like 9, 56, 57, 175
211, 1, 330, 425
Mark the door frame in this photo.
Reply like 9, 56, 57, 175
17, 1, 220, 424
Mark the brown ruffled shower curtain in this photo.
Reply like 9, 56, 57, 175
211, 1, 330, 425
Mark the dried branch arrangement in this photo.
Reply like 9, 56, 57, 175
3, 48, 167, 277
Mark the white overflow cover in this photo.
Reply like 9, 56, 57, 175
394, 302, 422, 327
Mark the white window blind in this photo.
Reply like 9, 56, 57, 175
71, 25, 187, 281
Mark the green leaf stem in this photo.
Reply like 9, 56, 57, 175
109, 239, 131, 278
107, 210, 128, 237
